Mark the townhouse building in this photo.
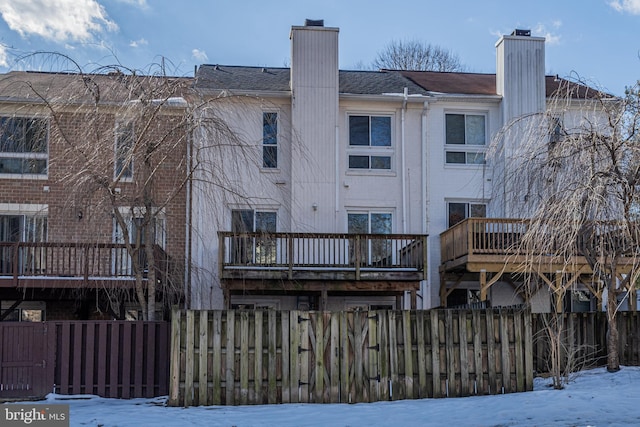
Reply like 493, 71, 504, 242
0, 71, 188, 321
188, 21, 603, 312
0, 21, 611, 318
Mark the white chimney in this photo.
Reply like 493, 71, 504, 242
496, 29, 546, 123
289, 21, 340, 231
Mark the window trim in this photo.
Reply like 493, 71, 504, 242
262, 111, 279, 170
114, 119, 135, 181
0, 116, 49, 178
347, 113, 394, 172
446, 201, 487, 228
444, 111, 488, 166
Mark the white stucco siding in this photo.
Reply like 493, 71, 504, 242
190, 96, 294, 309
424, 100, 501, 306
291, 86, 338, 232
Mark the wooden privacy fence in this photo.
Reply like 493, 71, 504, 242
0, 321, 169, 399
53, 321, 170, 398
532, 312, 640, 373
169, 308, 534, 406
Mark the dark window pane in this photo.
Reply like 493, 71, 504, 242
371, 156, 391, 169
349, 116, 370, 146
0, 158, 24, 174
25, 119, 48, 153
348, 213, 368, 233
445, 114, 465, 144
263, 112, 277, 145
232, 210, 254, 233
446, 151, 466, 164
371, 116, 391, 146
470, 204, 486, 218
255, 211, 276, 233
371, 213, 392, 234
550, 116, 563, 144
448, 203, 467, 227
466, 115, 485, 145
349, 155, 369, 169
25, 159, 47, 174
0, 118, 23, 152
466, 152, 485, 164
263, 145, 278, 168
115, 121, 134, 178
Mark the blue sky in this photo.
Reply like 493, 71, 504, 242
0, 0, 638, 95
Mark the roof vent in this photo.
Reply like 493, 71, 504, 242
304, 19, 324, 27
512, 29, 531, 37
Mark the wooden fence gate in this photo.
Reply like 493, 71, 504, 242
0, 322, 54, 398
169, 308, 533, 406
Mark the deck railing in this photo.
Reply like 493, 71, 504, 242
218, 232, 428, 279
440, 218, 640, 264
440, 218, 530, 264
0, 242, 169, 282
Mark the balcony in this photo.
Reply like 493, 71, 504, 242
439, 218, 640, 308
0, 242, 173, 289
440, 218, 640, 274
218, 232, 427, 293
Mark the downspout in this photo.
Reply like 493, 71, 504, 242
421, 100, 431, 309
185, 117, 193, 310
335, 125, 340, 213
421, 101, 430, 235
401, 87, 408, 233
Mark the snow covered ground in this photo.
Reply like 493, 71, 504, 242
14, 366, 640, 426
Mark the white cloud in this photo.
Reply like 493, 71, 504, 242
533, 23, 561, 45
0, 43, 7, 67
0, 0, 117, 43
609, 0, 640, 14
192, 48, 208, 62
129, 38, 148, 48
114, 0, 148, 8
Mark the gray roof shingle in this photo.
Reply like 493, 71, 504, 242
195, 65, 431, 96
195, 65, 608, 100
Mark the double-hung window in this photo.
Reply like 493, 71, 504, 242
447, 202, 486, 228
262, 112, 278, 168
115, 120, 134, 180
445, 113, 486, 165
348, 115, 392, 170
0, 116, 48, 176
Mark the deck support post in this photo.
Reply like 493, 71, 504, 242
319, 289, 328, 312
223, 289, 230, 309
629, 285, 637, 312
480, 269, 487, 302
554, 271, 564, 313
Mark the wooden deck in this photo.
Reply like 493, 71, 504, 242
439, 218, 639, 310
218, 232, 428, 307
0, 242, 171, 289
